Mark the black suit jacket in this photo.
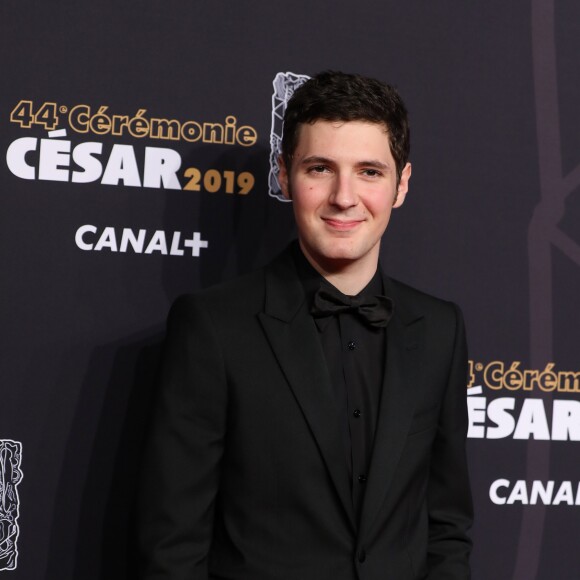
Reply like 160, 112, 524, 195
138, 245, 473, 580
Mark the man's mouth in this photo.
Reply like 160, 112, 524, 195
322, 218, 364, 230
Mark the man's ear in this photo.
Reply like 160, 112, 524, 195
278, 155, 291, 200
393, 162, 412, 208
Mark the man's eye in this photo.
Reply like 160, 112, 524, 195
308, 165, 328, 173
362, 169, 381, 177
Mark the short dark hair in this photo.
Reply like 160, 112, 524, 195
281, 71, 410, 182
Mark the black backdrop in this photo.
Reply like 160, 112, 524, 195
1, 1, 579, 578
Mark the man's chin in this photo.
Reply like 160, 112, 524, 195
310, 250, 363, 272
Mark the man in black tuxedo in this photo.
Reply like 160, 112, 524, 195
138, 71, 473, 579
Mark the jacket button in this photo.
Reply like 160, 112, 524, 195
358, 474, 367, 483
347, 340, 356, 351
358, 549, 366, 563
353, 409, 361, 418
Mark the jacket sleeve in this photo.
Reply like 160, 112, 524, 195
427, 303, 473, 579
137, 295, 227, 580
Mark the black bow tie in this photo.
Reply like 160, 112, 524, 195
311, 285, 394, 329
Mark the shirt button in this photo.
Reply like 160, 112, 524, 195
353, 409, 361, 418
358, 474, 367, 484
347, 340, 356, 351
358, 549, 366, 563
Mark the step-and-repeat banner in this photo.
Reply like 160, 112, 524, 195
1, 1, 578, 578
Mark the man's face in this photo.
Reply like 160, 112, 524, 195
279, 120, 411, 275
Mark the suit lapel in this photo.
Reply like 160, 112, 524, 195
257, 248, 356, 532
358, 276, 425, 539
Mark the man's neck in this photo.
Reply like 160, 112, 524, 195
299, 243, 380, 296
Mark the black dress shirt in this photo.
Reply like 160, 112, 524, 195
293, 245, 387, 519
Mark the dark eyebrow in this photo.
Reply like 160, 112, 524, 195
299, 156, 333, 166
298, 156, 390, 170
354, 160, 390, 170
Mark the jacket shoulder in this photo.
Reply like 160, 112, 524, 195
171, 267, 267, 321
385, 276, 464, 327
171, 245, 296, 319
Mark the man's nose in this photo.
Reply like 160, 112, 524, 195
329, 174, 358, 208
